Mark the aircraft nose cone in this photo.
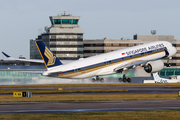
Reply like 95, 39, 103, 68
170, 47, 177, 56
173, 47, 177, 55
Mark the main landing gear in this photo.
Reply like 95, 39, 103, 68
166, 57, 171, 67
118, 74, 131, 83
92, 76, 104, 82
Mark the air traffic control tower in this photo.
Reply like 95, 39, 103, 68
30, 13, 83, 60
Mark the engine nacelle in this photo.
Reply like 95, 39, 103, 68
144, 60, 164, 73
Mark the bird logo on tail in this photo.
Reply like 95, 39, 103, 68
44, 46, 56, 66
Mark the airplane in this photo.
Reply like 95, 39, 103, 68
2, 40, 177, 82
152, 72, 180, 83
1, 52, 73, 64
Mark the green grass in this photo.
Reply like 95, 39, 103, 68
0, 89, 127, 94
0, 93, 179, 102
165, 86, 180, 88
0, 110, 180, 120
0, 83, 180, 88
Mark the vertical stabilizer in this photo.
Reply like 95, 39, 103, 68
152, 72, 161, 83
35, 40, 63, 68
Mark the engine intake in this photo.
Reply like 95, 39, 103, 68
144, 60, 164, 73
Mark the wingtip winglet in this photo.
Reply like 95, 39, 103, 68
1, 52, 11, 58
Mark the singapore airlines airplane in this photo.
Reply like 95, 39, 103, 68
2, 40, 177, 82
153, 72, 180, 83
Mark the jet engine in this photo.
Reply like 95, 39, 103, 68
144, 60, 164, 73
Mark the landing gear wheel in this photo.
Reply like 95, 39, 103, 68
100, 78, 104, 82
96, 76, 100, 81
123, 78, 127, 82
92, 76, 104, 82
118, 78, 123, 82
118, 74, 131, 83
166, 64, 171, 67
92, 78, 96, 82
127, 77, 131, 83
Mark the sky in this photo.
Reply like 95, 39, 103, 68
0, 0, 180, 59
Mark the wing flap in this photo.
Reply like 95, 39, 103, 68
114, 60, 148, 72
114, 54, 166, 73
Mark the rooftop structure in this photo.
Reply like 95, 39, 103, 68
30, 13, 83, 60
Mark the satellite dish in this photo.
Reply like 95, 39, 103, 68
151, 30, 156, 35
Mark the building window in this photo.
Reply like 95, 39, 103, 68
53, 19, 79, 25
54, 19, 61, 24
177, 50, 180, 53
50, 35, 83, 39
73, 19, 78, 24
105, 50, 111, 53
62, 19, 72, 24
105, 44, 111, 46
50, 41, 83, 45
50, 19, 54, 25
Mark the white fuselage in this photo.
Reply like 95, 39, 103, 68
42, 41, 176, 79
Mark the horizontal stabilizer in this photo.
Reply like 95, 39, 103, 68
2, 52, 10, 58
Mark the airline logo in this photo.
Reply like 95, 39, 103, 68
44, 47, 56, 66
161, 79, 168, 83
121, 53, 125, 55
155, 74, 167, 83
126, 43, 165, 56
155, 74, 161, 82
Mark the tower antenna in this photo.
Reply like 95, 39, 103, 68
59, 10, 70, 16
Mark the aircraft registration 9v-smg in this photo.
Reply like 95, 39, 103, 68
2, 40, 177, 82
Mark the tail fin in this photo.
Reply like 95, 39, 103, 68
35, 40, 63, 69
2, 52, 11, 58
152, 72, 161, 83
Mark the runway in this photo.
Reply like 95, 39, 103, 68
35, 86, 180, 95
0, 85, 180, 114
0, 100, 180, 114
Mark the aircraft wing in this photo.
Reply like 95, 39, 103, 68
1, 52, 74, 64
2, 52, 44, 63
114, 56, 166, 72
114, 60, 148, 72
